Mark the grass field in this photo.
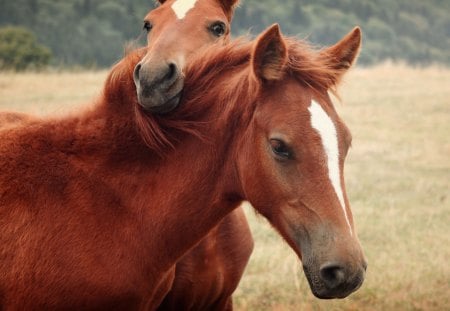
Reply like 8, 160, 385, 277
0, 64, 449, 310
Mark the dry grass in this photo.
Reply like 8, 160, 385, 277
0, 70, 106, 116
0, 64, 449, 310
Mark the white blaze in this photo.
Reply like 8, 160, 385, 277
171, 0, 199, 19
308, 100, 352, 235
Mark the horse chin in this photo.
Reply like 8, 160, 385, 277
136, 75, 184, 114
137, 91, 182, 115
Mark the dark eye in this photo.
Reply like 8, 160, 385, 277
143, 21, 153, 33
209, 22, 226, 37
270, 139, 292, 160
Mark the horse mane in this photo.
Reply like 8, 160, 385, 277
178, 36, 345, 121
101, 47, 173, 154
285, 37, 343, 96
113, 36, 345, 155
128, 40, 258, 156
103, 47, 145, 105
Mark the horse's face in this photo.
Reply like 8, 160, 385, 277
238, 25, 367, 299
134, 0, 238, 114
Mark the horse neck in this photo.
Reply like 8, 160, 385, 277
143, 67, 258, 271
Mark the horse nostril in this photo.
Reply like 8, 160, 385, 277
320, 262, 346, 289
164, 62, 178, 82
133, 63, 142, 81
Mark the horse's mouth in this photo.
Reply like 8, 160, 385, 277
149, 91, 182, 115
136, 74, 184, 114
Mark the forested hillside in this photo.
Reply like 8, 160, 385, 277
0, 0, 449, 67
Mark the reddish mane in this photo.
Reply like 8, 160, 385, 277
181, 36, 345, 112
125, 37, 346, 155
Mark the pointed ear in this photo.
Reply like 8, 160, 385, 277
320, 27, 362, 85
251, 24, 288, 82
157, 0, 167, 4
218, 0, 240, 21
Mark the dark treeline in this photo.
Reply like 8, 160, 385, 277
0, 0, 154, 67
0, 0, 449, 67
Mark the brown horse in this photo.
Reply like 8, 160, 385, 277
0, 0, 253, 309
0, 25, 366, 309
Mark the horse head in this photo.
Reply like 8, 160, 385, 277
236, 25, 367, 299
133, 0, 238, 114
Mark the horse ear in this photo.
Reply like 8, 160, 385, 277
251, 24, 288, 82
218, 0, 240, 20
320, 27, 362, 85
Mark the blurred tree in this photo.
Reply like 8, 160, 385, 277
0, 26, 52, 70
0, 0, 448, 67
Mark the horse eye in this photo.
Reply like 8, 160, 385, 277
270, 139, 292, 160
143, 21, 153, 32
209, 22, 226, 37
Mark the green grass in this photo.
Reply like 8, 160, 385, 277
0, 64, 449, 310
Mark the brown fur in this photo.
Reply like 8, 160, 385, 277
158, 207, 252, 311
